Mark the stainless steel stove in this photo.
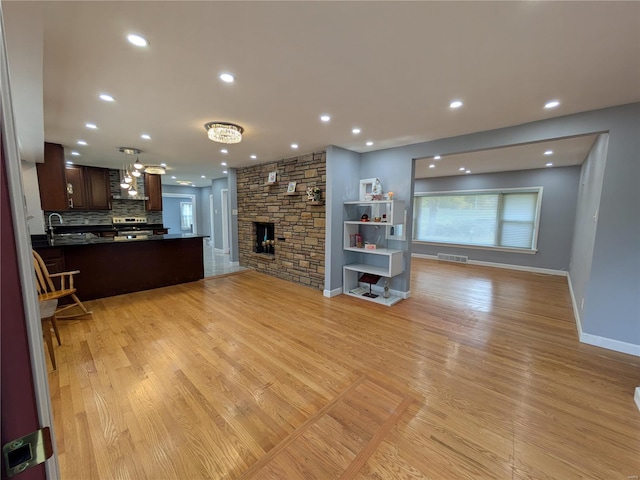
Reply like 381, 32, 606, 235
112, 216, 153, 240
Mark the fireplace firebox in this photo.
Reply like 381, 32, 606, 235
254, 222, 275, 254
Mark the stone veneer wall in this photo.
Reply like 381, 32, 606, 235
236, 152, 326, 290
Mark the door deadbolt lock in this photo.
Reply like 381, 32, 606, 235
3, 427, 53, 477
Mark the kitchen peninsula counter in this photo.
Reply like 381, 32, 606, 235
34, 234, 207, 300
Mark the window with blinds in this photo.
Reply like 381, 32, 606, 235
413, 188, 542, 251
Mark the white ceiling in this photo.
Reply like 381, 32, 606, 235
3, 1, 639, 187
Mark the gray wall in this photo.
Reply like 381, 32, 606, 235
163, 196, 191, 233
570, 134, 609, 328
199, 185, 212, 239
162, 184, 200, 233
325, 146, 361, 293
354, 102, 639, 349
413, 166, 581, 270
210, 177, 228, 249
358, 151, 415, 294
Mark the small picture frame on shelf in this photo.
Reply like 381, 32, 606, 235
287, 181, 297, 193
359, 177, 380, 201
268, 171, 277, 183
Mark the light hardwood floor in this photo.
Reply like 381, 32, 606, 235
46, 258, 640, 479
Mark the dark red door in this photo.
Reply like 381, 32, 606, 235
1, 131, 46, 480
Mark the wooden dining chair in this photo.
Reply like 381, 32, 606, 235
39, 299, 60, 370
32, 250, 92, 318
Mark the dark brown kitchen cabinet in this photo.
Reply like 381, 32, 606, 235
34, 247, 65, 274
65, 165, 111, 210
144, 173, 163, 211
65, 165, 87, 209
37, 142, 111, 211
84, 166, 111, 209
37, 142, 68, 211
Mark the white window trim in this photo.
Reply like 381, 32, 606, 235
413, 186, 544, 252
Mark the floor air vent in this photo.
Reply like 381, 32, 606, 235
437, 253, 469, 264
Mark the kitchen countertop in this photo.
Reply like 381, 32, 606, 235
33, 233, 208, 248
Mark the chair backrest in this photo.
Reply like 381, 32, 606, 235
33, 250, 57, 295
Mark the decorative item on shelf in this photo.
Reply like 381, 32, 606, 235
359, 177, 381, 201
382, 214, 387, 222
204, 122, 244, 144
374, 216, 382, 222
383, 278, 390, 299
388, 191, 394, 200
371, 178, 383, 200
359, 272, 381, 298
287, 181, 297, 193
365, 243, 377, 250
306, 186, 322, 202
360, 214, 369, 222
268, 171, 277, 184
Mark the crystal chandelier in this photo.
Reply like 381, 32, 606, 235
204, 122, 244, 144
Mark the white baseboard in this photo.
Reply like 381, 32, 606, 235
230, 261, 239, 267
635, 387, 640, 413
566, 274, 583, 337
566, 274, 640, 357
411, 253, 567, 276
578, 332, 640, 357
324, 287, 342, 298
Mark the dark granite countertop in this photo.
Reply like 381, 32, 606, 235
33, 233, 208, 248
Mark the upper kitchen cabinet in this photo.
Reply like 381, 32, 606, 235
37, 142, 68, 211
66, 165, 111, 210
36, 142, 111, 211
84, 167, 111, 209
144, 173, 163, 211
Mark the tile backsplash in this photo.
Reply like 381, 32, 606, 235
43, 169, 163, 225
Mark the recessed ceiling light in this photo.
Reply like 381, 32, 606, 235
99, 93, 115, 102
219, 73, 235, 83
291, 144, 299, 149
127, 34, 148, 47
450, 100, 463, 109
459, 167, 465, 171
223, 170, 228, 174
201, 175, 206, 179
71, 151, 80, 156
366, 141, 373, 146
171, 175, 176, 179
352, 128, 361, 134
546, 162, 554, 167
434, 155, 441, 160
85, 123, 97, 129
320, 115, 331, 122
250, 154, 257, 159
221, 149, 228, 154
544, 100, 560, 109
141, 134, 151, 140
544, 150, 553, 155
160, 163, 167, 167
66, 161, 73, 165
221, 162, 227, 166
465, 170, 471, 174
77, 140, 87, 146
429, 164, 435, 169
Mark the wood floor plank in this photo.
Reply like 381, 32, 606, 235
47, 260, 640, 479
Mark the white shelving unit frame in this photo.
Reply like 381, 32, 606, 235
342, 199, 406, 306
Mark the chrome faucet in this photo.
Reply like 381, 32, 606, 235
47, 212, 63, 236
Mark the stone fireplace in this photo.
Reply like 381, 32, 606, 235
236, 151, 326, 290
